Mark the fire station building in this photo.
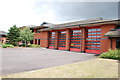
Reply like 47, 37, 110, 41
0, 30, 7, 44
31, 18, 120, 54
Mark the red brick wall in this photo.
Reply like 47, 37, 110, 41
54, 30, 58, 49
33, 28, 49, 47
66, 29, 71, 50
33, 32, 42, 45
33, 24, 117, 54
101, 24, 116, 53
40, 31, 49, 47
112, 38, 116, 49
0, 37, 7, 44
81, 27, 86, 52
34, 33, 42, 39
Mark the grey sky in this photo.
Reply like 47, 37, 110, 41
0, 0, 119, 32
35, 2, 118, 22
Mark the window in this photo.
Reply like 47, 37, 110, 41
49, 32, 55, 47
38, 39, 40, 45
86, 28, 101, 50
35, 39, 37, 44
58, 31, 66, 47
97, 29, 101, 31
70, 30, 81, 49
116, 39, 120, 48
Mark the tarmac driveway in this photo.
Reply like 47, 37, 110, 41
1, 48, 97, 75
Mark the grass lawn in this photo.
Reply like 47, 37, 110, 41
2, 58, 118, 78
0, 76, 2, 79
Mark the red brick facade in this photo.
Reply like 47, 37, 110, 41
100, 24, 116, 53
32, 22, 118, 54
0, 37, 7, 44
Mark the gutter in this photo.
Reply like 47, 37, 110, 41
41, 20, 120, 31
54, 19, 120, 28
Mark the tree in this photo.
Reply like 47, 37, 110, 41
19, 27, 34, 47
7, 25, 20, 46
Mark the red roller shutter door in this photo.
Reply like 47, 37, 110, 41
48, 31, 55, 49
58, 30, 66, 50
85, 27, 101, 54
70, 29, 82, 52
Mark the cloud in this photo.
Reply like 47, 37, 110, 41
0, 0, 118, 32
36, 0, 119, 2
0, 0, 58, 32
35, 2, 118, 22
0, 0, 35, 31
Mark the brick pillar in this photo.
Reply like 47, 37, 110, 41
34, 29, 36, 33
101, 24, 116, 53
81, 27, 86, 53
37, 39, 38, 45
112, 38, 116, 49
33, 39, 35, 44
66, 29, 71, 51
54, 31, 58, 49
46, 31, 49, 48
40, 31, 49, 48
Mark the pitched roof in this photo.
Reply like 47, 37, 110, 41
53, 17, 105, 27
41, 18, 120, 31
105, 29, 120, 37
19, 23, 50, 29
19, 25, 36, 29
40, 22, 54, 27
0, 30, 7, 35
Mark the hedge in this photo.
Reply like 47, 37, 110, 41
99, 49, 120, 60
27, 44, 40, 48
2, 44, 14, 48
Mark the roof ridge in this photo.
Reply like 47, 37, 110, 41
53, 18, 112, 27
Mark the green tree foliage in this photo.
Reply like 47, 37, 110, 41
19, 27, 34, 47
7, 25, 20, 46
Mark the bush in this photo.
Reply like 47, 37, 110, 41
0, 43, 3, 47
12, 42, 19, 46
19, 44, 25, 47
8, 45, 14, 48
6, 41, 19, 46
27, 44, 40, 48
2, 45, 8, 48
99, 49, 120, 60
2, 44, 14, 48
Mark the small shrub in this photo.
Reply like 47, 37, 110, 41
8, 45, 14, 48
27, 44, 40, 48
2, 45, 8, 48
19, 43, 26, 47
2, 44, 14, 48
99, 49, 120, 60
6, 41, 19, 46
0, 43, 3, 47
12, 42, 19, 46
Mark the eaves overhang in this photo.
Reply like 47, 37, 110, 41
41, 19, 120, 31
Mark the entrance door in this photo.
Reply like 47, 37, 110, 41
38, 39, 40, 45
85, 28, 101, 54
35, 39, 37, 45
49, 31, 55, 49
58, 30, 66, 50
70, 29, 82, 52
116, 38, 120, 49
